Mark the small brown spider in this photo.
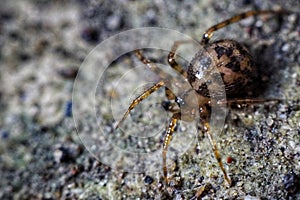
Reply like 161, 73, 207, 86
115, 9, 290, 195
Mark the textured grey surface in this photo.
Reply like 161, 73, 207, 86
0, 0, 299, 199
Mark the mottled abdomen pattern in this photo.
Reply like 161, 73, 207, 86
188, 39, 258, 98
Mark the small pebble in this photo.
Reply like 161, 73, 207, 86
283, 172, 300, 193
227, 156, 233, 164
144, 175, 154, 184
81, 27, 100, 43
281, 43, 290, 52
245, 195, 260, 200
64, 101, 72, 117
105, 15, 121, 30
53, 144, 82, 163
1, 130, 9, 139
58, 67, 78, 79
53, 148, 64, 163
266, 117, 274, 126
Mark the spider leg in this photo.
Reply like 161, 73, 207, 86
135, 50, 171, 80
162, 112, 181, 185
168, 40, 194, 78
116, 50, 171, 129
165, 87, 176, 100
191, 183, 212, 200
216, 98, 281, 107
201, 9, 288, 45
115, 80, 165, 129
162, 87, 180, 113
204, 122, 232, 186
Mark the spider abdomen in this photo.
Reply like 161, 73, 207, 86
187, 39, 258, 98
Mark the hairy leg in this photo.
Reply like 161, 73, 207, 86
115, 80, 165, 129
162, 112, 181, 184
203, 122, 232, 186
201, 9, 288, 45
168, 40, 194, 78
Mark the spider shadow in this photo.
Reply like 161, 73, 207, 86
240, 38, 291, 100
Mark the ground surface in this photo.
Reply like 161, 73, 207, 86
0, 0, 299, 199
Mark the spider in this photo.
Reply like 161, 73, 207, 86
115, 9, 290, 195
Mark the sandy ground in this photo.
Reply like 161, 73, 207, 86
0, 0, 299, 199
